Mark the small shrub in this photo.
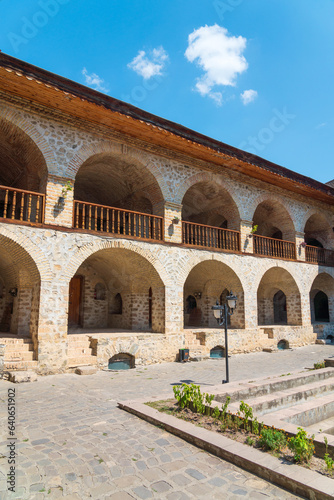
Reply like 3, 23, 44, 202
313, 360, 325, 370
252, 418, 260, 435
221, 396, 231, 421
213, 406, 220, 419
238, 401, 253, 432
324, 453, 334, 475
246, 436, 255, 446
288, 427, 314, 463
259, 427, 287, 452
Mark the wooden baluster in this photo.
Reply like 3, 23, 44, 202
27, 194, 32, 222
88, 205, 92, 230
3, 190, 8, 218
36, 195, 40, 223
117, 210, 120, 234
106, 208, 109, 232
138, 212, 142, 238
82, 204, 86, 229
11, 191, 17, 219
20, 192, 25, 221
122, 211, 126, 235
75, 202, 79, 228
100, 208, 103, 232
111, 209, 114, 233
94, 206, 97, 231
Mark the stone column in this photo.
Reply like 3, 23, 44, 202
164, 202, 182, 244
16, 288, 33, 337
243, 290, 258, 329
165, 285, 183, 333
240, 220, 253, 254
37, 281, 69, 373
295, 231, 306, 261
44, 175, 74, 228
300, 291, 312, 326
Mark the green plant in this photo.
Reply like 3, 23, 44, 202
259, 427, 287, 452
324, 453, 334, 475
250, 224, 258, 234
313, 360, 325, 369
238, 401, 253, 432
221, 396, 231, 421
288, 427, 315, 463
246, 436, 255, 446
252, 418, 260, 435
213, 406, 220, 419
61, 181, 73, 197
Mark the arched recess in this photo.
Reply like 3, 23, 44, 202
0, 235, 41, 351
304, 212, 334, 249
252, 198, 295, 241
0, 116, 48, 193
182, 180, 240, 230
183, 260, 245, 329
67, 247, 165, 333
73, 151, 165, 215
309, 273, 334, 323
257, 267, 302, 325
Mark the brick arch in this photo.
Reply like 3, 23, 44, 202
0, 107, 56, 174
67, 142, 169, 200
179, 254, 246, 290
0, 226, 52, 283
310, 272, 334, 295
62, 239, 172, 286
253, 263, 302, 295
248, 193, 296, 228
301, 208, 333, 232
175, 171, 242, 213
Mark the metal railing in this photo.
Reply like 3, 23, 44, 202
253, 234, 296, 260
0, 185, 44, 224
73, 201, 163, 241
182, 221, 240, 252
305, 245, 334, 267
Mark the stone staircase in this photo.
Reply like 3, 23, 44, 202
1, 337, 38, 371
261, 327, 277, 351
184, 331, 209, 360
67, 334, 97, 368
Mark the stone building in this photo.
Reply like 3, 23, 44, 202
0, 52, 333, 374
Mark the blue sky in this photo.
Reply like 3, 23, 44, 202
1, 0, 333, 184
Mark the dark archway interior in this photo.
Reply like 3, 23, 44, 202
273, 290, 287, 324
0, 118, 47, 192
314, 291, 329, 322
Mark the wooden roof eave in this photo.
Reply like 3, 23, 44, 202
0, 64, 334, 206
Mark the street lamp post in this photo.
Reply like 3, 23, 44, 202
212, 291, 238, 384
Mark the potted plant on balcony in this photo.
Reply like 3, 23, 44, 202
58, 181, 73, 204
248, 224, 258, 238
172, 216, 180, 224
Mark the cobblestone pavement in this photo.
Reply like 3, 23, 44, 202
0, 344, 333, 500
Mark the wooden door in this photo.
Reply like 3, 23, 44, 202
68, 276, 82, 326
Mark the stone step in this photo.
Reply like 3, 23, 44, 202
67, 356, 97, 367
3, 342, 34, 352
4, 360, 38, 371
5, 351, 35, 361
0, 337, 33, 345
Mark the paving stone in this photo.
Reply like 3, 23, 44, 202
132, 485, 153, 499
151, 480, 172, 493
207, 477, 228, 487
185, 468, 206, 481
170, 473, 192, 486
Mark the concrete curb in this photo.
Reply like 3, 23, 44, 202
119, 399, 334, 500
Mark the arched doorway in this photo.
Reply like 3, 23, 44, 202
314, 291, 329, 322
273, 291, 287, 324
257, 267, 301, 325
183, 260, 244, 329
67, 248, 165, 333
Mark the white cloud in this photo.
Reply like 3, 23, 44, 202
82, 68, 109, 93
315, 122, 327, 129
240, 89, 258, 105
185, 24, 248, 105
128, 46, 169, 80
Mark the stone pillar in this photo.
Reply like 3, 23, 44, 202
37, 281, 69, 373
243, 290, 258, 328
295, 231, 306, 261
0, 343, 4, 375
240, 220, 253, 254
165, 285, 183, 333
16, 288, 33, 337
164, 202, 182, 244
44, 175, 74, 228
300, 291, 312, 326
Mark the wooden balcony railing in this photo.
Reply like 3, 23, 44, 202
253, 234, 296, 260
182, 221, 240, 252
0, 185, 44, 224
305, 245, 334, 267
73, 201, 163, 241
